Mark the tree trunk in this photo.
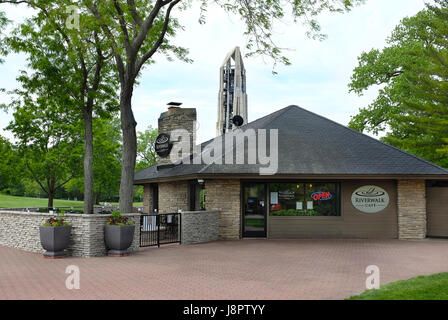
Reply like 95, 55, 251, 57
119, 84, 137, 213
94, 191, 100, 205
47, 191, 54, 209
83, 108, 95, 214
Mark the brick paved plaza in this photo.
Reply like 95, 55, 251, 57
1, 239, 448, 300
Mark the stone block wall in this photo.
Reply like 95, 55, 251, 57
0, 211, 140, 257
143, 184, 154, 213
397, 180, 427, 240
158, 181, 189, 213
181, 211, 220, 244
205, 179, 241, 240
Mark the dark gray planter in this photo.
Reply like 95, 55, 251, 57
39, 225, 72, 257
104, 225, 135, 256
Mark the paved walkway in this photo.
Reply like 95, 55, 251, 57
1, 239, 448, 300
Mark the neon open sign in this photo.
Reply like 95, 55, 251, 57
311, 191, 333, 201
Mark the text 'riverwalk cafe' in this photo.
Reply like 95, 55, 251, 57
134, 105, 448, 240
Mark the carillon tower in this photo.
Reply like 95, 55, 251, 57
216, 47, 248, 136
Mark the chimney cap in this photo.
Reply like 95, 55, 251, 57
167, 102, 182, 107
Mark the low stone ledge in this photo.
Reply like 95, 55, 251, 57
181, 210, 220, 245
0, 210, 140, 257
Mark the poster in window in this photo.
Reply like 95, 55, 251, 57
307, 201, 314, 210
296, 202, 303, 210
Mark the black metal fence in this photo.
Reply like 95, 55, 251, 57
140, 213, 181, 247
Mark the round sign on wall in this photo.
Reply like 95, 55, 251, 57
351, 185, 390, 214
155, 133, 172, 157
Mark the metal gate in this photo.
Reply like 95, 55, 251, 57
140, 213, 181, 247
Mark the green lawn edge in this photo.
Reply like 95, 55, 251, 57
347, 273, 448, 300
0, 194, 142, 209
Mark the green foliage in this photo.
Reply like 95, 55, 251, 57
63, 117, 122, 203
347, 273, 448, 300
107, 211, 133, 226
200, 188, 206, 210
3, 81, 84, 207
0, 0, 120, 212
204, 0, 364, 68
2, 1, 119, 115
93, 117, 122, 202
0, 136, 22, 191
42, 212, 70, 227
136, 125, 158, 171
348, 0, 448, 168
0, 10, 10, 64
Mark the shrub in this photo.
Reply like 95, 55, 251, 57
107, 211, 133, 226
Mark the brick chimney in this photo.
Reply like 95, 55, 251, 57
157, 102, 197, 167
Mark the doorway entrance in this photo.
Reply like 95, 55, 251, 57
242, 183, 267, 238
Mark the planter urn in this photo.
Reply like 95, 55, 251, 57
104, 225, 135, 256
39, 225, 72, 258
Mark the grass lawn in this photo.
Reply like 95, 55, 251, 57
0, 194, 142, 209
348, 273, 448, 300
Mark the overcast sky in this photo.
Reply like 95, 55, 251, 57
0, 0, 429, 143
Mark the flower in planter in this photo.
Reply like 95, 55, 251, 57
106, 211, 134, 226
42, 211, 70, 227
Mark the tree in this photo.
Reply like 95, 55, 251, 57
82, 0, 363, 213
0, 1, 119, 213
348, 0, 448, 168
4, 79, 83, 207
2, 0, 364, 212
136, 125, 158, 171
64, 116, 123, 203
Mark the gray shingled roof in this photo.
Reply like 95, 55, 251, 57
134, 105, 448, 182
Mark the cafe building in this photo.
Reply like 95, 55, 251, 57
134, 105, 448, 240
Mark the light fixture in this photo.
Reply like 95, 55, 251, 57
198, 179, 204, 184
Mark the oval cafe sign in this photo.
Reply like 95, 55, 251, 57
155, 133, 172, 157
351, 185, 390, 214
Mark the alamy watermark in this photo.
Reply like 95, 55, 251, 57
65, 5, 80, 30
167, 123, 279, 175
65, 265, 80, 290
365, 265, 380, 290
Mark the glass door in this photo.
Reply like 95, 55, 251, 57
243, 183, 267, 238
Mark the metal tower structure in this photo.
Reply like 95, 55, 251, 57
216, 47, 248, 136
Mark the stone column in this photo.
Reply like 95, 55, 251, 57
157, 107, 197, 166
205, 179, 241, 240
397, 180, 427, 240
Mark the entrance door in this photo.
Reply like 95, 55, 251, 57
243, 183, 267, 238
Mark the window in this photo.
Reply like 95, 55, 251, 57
269, 182, 340, 217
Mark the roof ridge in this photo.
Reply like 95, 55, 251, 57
289, 105, 448, 174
